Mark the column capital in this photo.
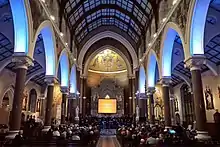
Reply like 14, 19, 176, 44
39, 94, 46, 100
60, 86, 69, 94
185, 55, 206, 71
128, 75, 135, 79
44, 76, 58, 86
12, 55, 33, 69
68, 93, 77, 99
80, 75, 87, 79
147, 87, 156, 96
159, 77, 172, 87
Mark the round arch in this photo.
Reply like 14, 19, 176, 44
57, 49, 70, 87
1, 86, 14, 111
187, 0, 211, 55
78, 31, 138, 71
29, 20, 58, 77
146, 50, 160, 88
28, 89, 37, 112
83, 45, 132, 77
160, 22, 187, 78
69, 64, 77, 94
10, 0, 32, 54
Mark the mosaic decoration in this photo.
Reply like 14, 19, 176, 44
89, 49, 127, 72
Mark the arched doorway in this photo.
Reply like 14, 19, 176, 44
175, 113, 180, 124
28, 89, 37, 113
181, 84, 194, 127
2, 94, 9, 111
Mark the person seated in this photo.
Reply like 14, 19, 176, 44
13, 131, 23, 146
71, 132, 80, 140
146, 133, 158, 145
53, 128, 60, 137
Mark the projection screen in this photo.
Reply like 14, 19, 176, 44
98, 99, 117, 113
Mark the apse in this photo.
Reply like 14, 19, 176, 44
87, 49, 128, 87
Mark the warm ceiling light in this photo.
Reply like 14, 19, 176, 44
41, 0, 45, 3
162, 17, 167, 22
139, 59, 142, 62
148, 43, 151, 47
50, 15, 55, 21
153, 33, 157, 38
172, 0, 177, 5
74, 58, 76, 61
65, 42, 68, 46
60, 32, 64, 37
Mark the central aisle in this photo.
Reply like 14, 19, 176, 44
96, 136, 121, 147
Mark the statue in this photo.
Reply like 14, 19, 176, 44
136, 105, 140, 122
75, 106, 79, 118
75, 106, 79, 122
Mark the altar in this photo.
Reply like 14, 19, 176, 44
90, 79, 124, 116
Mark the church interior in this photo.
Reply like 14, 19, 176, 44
0, 0, 220, 146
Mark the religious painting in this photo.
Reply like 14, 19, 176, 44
22, 91, 28, 110
204, 87, 214, 110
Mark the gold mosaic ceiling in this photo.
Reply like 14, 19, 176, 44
88, 49, 127, 72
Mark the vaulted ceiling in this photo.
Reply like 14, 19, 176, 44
59, 0, 157, 52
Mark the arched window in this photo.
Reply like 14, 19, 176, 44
28, 89, 37, 113
181, 84, 194, 127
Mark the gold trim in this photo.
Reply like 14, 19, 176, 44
88, 69, 127, 74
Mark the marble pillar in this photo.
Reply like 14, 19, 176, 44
161, 78, 172, 128
185, 56, 211, 140
147, 87, 155, 125
43, 77, 56, 131
60, 87, 68, 124
129, 78, 133, 115
7, 56, 32, 139
82, 78, 87, 117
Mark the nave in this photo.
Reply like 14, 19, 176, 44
96, 136, 121, 147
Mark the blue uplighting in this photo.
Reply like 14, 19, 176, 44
9, 0, 29, 53
70, 65, 77, 94
59, 50, 69, 87
147, 52, 157, 87
41, 26, 56, 76
139, 66, 146, 93
162, 28, 177, 77
190, 0, 211, 55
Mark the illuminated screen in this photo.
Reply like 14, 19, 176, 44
98, 99, 117, 114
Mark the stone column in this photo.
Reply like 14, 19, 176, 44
129, 97, 133, 116
129, 78, 133, 115
39, 95, 46, 118
161, 78, 172, 128
43, 77, 56, 131
185, 56, 210, 140
147, 87, 155, 125
80, 77, 84, 113
7, 56, 32, 139
68, 93, 77, 123
82, 77, 87, 117
138, 95, 146, 118
60, 87, 68, 124
124, 88, 129, 115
